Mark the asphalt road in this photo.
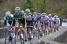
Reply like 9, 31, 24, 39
0, 22, 67, 44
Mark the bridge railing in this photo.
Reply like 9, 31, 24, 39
0, 19, 4, 27
63, 19, 67, 22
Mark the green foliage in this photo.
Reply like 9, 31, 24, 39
0, 0, 67, 18
21, 0, 46, 12
21, 0, 33, 12
40, 0, 46, 12
11, 7, 15, 14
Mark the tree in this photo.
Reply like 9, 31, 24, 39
22, 0, 33, 11
40, 0, 46, 12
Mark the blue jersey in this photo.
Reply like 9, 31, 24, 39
37, 15, 41, 22
48, 18, 53, 26
32, 15, 37, 22
53, 17, 60, 24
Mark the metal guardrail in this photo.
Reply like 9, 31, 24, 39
63, 19, 67, 22
0, 27, 7, 29
0, 19, 4, 27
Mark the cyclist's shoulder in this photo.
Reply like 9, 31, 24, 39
9, 14, 14, 17
19, 10, 24, 15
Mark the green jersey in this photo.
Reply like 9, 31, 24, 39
6, 14, 14, 21
14, 11, 24, 20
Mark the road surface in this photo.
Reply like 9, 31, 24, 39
0, 22, 67, 44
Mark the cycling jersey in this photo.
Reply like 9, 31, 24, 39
25, 13, 32, 21
40, 16, 44, 24
14, 11, 24, 20
44, 16, 49, 25
37, 14, 41, 22
6, 14, 13, 21
13, 10, 24, 26
5, 13, 14, 25
48, 17, 53, 27
33, 15, 37, 21
53, 17, 60, 24
32, 14, 38, 25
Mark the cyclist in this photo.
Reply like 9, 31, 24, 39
4, 11, 14, 26
40, 13, 48, 35
32, 12, 38, 37
53, 15, 60, 32
60, 17, 62, 26
37, 12, 41, 23
13, 7, 24, 26
47, 14, 53, 34
24, 8, 33, 41
13, 7, 24, 40
33, 12, 38, 25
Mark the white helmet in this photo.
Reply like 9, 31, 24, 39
42, 13, 46, 15
25, 8, 30, 12
54, 15, 58, 18
34, 12, 37, 14
5, 11, 11, 16
41, 13, 47, 17
15, 7, 20, 11
48, 14, 52, 17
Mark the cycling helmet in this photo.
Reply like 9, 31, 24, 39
25, 8, 30, 13
48, 14, 52, 17
5, 11, 11, 16
54, 15, 58, 18
15, 7, 20, 11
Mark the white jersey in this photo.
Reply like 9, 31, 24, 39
48, 17, 53, 25
24, 13, 32, 20
52, 17, 60, 24
33, 14, 37, 21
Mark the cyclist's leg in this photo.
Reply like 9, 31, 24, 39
12, 19, 16, 27
47, 26, 51, 34
44, 22, 48, 35
41, 24, 45, 36
56, 23, 59, 31
54, 23, 57, 32
30, 20, 33, 32
47, 22, 52, 34
51, 22, 54, 32
19, 30, 25, 44
43, 25, 46, 35
15, 20, 20, 40
37, 23, 42, 39
50, 22, 54, 32
22, 18, 25, 28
